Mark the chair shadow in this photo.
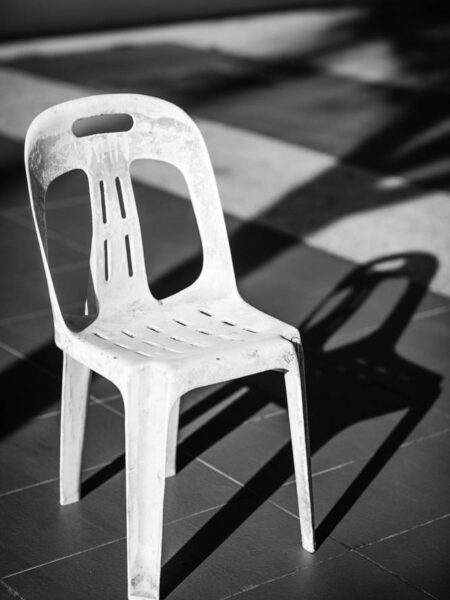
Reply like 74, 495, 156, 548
159, 251, 442, 597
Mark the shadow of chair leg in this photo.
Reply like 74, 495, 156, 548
161, 444, 294, 598
315, 399, 433, 546
81, 453, 125, 499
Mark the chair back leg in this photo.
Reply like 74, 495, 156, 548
284, 343, 315, 553
166, 398, 180, 478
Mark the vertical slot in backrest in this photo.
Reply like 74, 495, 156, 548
125, 234, 133, 277
100, 180, 107, 223
116, 177, 126, 218
104, 240, 109, 281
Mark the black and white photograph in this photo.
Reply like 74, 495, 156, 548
0, 1, 449, 598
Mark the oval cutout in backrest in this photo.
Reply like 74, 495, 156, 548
45, 169, 98, 330
130, 158, 203, 300
72, 113, 133, 137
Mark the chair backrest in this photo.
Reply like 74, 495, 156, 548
25, 94, 237, 331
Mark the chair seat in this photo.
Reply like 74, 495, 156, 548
70, 298, 299, 371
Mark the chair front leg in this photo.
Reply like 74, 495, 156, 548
284, 341, 315, 553
123, 373, 174, 600
60, 352, 92, 505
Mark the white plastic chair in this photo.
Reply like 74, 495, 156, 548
25, 94, 315, 600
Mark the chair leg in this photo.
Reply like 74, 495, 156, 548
284, 342, 315, 553
123, 374, 172, 600
165, 398, 180, 478
60, 352, 91, 505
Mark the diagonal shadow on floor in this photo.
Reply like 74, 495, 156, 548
157, 251, 442, 597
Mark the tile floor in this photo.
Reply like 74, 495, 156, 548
0, 6, 449, 599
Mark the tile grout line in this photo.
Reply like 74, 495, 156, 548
195, 457, 315, 526
354, 551, 440, 600
400, 427, 450, 448
0, 580, 25, 600
195, 457, 246, 490
0, 460, 112, 498
35, 393, 123, 420
217, 549, 350, 600
165, 503, 226, 527
2, 504, 228, 581
434, 406, 450, 419
279, 426, 450, 486
355, 513, 450, 551
0, 342, 62, 383
243, 408, 287, 424
412, 304, 450, 321
311, 458, 366, 479
91, 395, 125, 417
3, 536, 127, 580
267, 499, 300, 521
0, 340, 27, 361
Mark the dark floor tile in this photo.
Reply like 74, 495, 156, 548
0, 259, 86, 321
396, 311, 450, 413
0, 402, 124, 495
0, 216, 84, 276
225, 549, 430, 600
89, 374, 122, 401
360, 516, 450, 599
238, 243, 352, 326
178, 380, 284, 444
3, 495, 344, 600
23, 264, 90, 317
271, 432, 450, 549
0, 312, 59, 373
0, 317, 122, 401
45, 169, 92, 204
177, 387, 291, 490
0, 137, 27, 211
397, 309, 450, 372
435, 375, 450, 416
0, 273, 52, 320
0, 457, 240, 578
39, 200, 92, 253
0, 352, 61, 437
0, 346, 21, 372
